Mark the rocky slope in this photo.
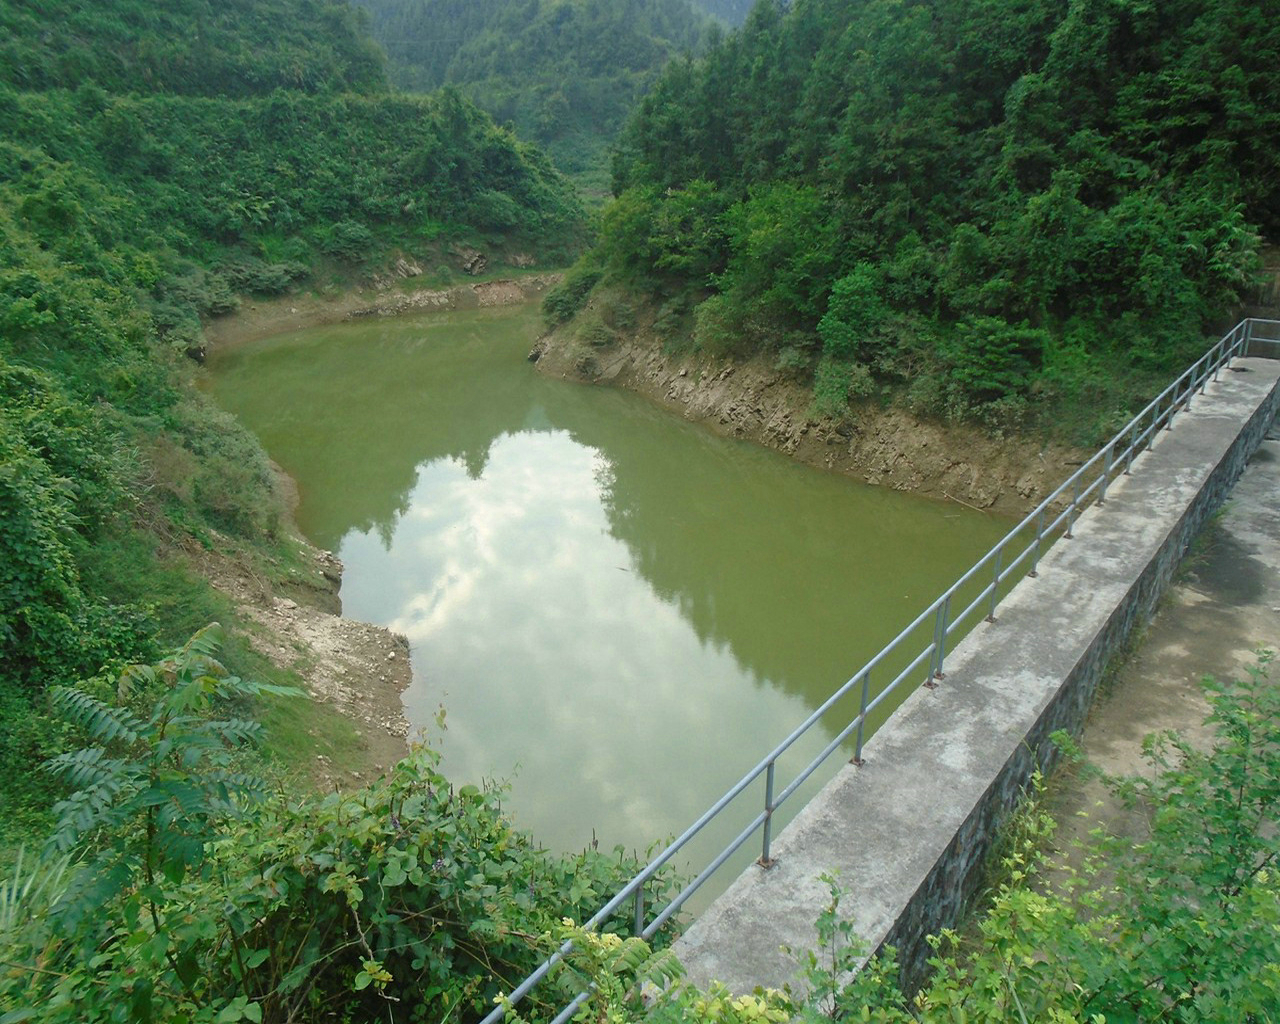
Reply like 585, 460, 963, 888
531, 330, 1085, 519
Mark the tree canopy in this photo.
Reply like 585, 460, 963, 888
0, 0, 387, 96
575, 0, 1277, 432
354, 0, 713, 186
0, 0, 584, 833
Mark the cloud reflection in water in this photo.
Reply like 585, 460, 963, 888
336, 428, 816, 855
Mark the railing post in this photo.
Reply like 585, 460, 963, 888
1065, 475, 1082, 539
986, 548, 1003, 622
933, 595, 952, 682
852, 670, 870, 766
1244, 318, 1255, 358
759, 761, 776, 868
633, 882, 645, 937
1099, 446, 1114, 504
1029, 508, 1046, 577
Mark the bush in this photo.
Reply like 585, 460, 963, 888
319, 219, 376, 261
810, 355, 873, 418
0, 630, 683, 1024
217, 255, 308, 296
941, 316, 1048, 407
817, 262, 890, 362
542, 262, 602, 326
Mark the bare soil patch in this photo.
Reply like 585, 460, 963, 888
203, 273, 560, 352
184, 519, 414, 790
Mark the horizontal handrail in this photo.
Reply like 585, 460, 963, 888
481, 318, 1280, 1024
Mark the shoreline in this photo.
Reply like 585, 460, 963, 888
531, 329, 1086, 519
197, 274, 564, 785
198, 273, 1083, 785
202, 272, 562, 352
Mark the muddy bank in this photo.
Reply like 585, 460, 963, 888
183, 469, 414, 789
531, 332, 1085, 519
203, 272, 561, 351
195, 274, 561, 784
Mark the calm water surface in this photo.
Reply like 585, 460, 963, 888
207, 304, 1007, 879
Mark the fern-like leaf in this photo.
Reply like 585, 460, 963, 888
48, 775, 134, 849
235, 679, 306, 699
197, 718, 263, 747
609, 935, 652, 976
49, 687, 145, 745
638, 946, 684, 988
178, 622, 226, 661
43, 746, 126, 789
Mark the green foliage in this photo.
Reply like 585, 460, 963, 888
319, 218, 377, 261
1, 629, 681, 1024
596, 0, 1276, 430
543, 262, 604, 326
0, 0, 387, 97
0, 0, 588, 824
0, 357, 139, 695
818, 264, 891, 363
355, 0, 712, 186
810, 356, 873, 419
716, 182, 836, 329
528, 652, 1280, 1023
44, 625, 298, 895
941, 317, 1048, 407
500, 919, 789, 1024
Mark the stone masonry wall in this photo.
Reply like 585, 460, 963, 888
882, 374, 1280, 989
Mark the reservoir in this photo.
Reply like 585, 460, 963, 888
207, 302, 1008, 883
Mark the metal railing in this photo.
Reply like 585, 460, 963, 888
482, 318, 1280, 1024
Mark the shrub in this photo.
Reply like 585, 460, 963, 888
810, 355, 873, 418
542, 263, 602, 326
941, 316, 1047, 407
320, 219, 376, 261
1, 629, 683, 1024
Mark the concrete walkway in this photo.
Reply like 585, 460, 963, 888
675, 357, 1280, 994
1051, 404, 1280, 844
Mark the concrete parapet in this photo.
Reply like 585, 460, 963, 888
674, 357, 1280, 995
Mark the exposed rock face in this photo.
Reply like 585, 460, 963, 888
452, 245, 488, 275
345, 274, 560, 319
185, 528, 413, 788
533, 331, 1085, 517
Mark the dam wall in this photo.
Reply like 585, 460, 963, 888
674, 355, 1280, 994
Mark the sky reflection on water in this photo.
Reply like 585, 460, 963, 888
207, 305, 1008, 864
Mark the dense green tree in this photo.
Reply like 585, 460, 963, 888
354, 0, 712, 186
0, 0, 387, 96
600, 0, 1275, 429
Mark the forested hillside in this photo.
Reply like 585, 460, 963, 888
354, 0, 711, 189
0, 3, 675, 1020
689, 0, 752, 23
0, 0, 387, 96
551, 0, 1278, 439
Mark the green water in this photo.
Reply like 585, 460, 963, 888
207, 304, 1008, 883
